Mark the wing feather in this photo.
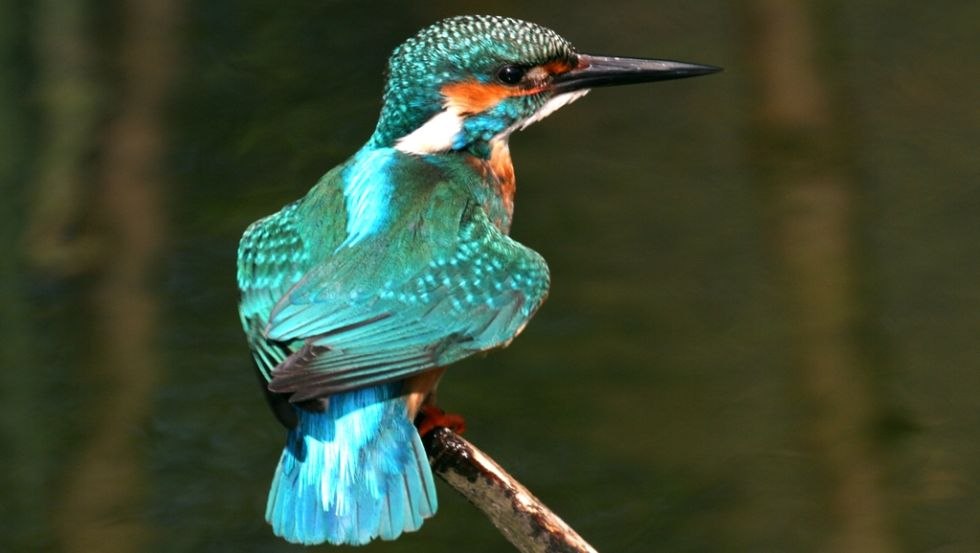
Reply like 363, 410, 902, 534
265, 203, 549, 402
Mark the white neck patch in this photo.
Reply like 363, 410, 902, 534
394, 107, 465, 155
393, 90, 591, 156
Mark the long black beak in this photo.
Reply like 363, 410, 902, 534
552, 54, 721, 93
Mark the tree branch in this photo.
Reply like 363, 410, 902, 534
423, 428, 598, 553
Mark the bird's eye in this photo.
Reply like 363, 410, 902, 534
496, 65, 525, 85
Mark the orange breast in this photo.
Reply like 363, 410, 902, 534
490, 139, 516, 221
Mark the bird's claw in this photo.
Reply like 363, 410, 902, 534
415, 404, 466, 436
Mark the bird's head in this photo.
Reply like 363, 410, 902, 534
368, 15, 719, 157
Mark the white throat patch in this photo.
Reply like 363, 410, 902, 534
516, 90, 589, 131
393, 89, 590, 156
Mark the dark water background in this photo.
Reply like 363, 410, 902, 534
2, 1, 978, 552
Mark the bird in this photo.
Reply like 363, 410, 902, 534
236, 14, 719, 546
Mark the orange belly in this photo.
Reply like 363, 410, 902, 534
403, 367, 447, 419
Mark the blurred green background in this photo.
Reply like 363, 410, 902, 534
1, 1, 977, 552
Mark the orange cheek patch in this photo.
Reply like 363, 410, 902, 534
441, 59, 579, 114
441, 81, 546, 114
442, 81, 512, 114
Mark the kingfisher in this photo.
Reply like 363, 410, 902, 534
237, 14, 718, 546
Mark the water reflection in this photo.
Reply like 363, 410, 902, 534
3, 1, 978, 552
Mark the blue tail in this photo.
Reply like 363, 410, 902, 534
265, 385, 438, 545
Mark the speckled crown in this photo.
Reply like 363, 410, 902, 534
391, 15, 574, 73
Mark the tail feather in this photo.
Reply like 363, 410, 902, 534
265, 385, 437, 545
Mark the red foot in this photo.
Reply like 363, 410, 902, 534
416, 405, 466, 436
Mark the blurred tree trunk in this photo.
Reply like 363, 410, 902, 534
741, 1, 896, 552
0, 1, 45, 550
55, 1, 181, 552
25, 0, 104, 274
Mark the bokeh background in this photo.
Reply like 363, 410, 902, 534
1, 1, 977, 552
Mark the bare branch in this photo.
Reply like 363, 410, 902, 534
424, 428, 598, 553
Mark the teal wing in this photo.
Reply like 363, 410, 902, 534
237, 168, 348, 383
265, 200, 550, 403
238, 200, 313, 382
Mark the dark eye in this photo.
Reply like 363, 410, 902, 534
496, 65, 525, 85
